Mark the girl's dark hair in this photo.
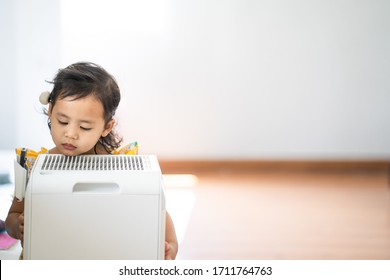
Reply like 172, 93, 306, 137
46, 62, 122, 152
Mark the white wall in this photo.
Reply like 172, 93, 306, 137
0, 0, 61, 150
2, 0, 390, 160
0, 0, 17, 149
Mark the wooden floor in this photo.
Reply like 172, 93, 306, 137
170, 170, 390, 260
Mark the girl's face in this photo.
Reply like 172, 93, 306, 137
48, 95, 115, 156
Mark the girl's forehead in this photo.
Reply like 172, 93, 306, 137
57, 93, 100, 103
52, 95, 105, 120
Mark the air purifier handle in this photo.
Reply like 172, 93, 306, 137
72, 182, 120, 194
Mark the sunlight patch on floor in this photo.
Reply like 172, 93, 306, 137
163, 174, 197, 246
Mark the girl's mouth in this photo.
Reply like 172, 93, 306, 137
62, 143, 76, 151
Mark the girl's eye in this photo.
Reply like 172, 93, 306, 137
58, 120, 68, 125
81, 127, 92, 131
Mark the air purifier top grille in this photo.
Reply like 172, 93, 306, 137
40, 155, 151, 171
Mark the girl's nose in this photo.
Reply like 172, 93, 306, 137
65, 126, 79, 140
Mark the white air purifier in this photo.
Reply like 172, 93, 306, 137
23, 154, 166, 260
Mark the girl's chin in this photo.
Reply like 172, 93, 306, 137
55, 145, 95, 156
62, 149, 95, 156
59, 147, 80, 156
62, 151, 79, 156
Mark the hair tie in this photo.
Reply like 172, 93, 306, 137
39, 91, 51, 105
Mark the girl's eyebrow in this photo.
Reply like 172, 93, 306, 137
55, 112, 69, 119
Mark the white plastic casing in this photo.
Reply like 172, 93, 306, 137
23, 154, 165, 260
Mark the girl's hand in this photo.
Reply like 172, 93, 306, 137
165, 241, 175, 260
18, 213, 24, 246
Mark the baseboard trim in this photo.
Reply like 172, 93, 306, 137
159, 159, 390, 174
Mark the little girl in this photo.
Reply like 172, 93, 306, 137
5, 62, 178, 260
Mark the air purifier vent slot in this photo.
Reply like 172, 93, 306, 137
41, 155, 150, 171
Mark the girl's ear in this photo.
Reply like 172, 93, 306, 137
102, 119, 116, 137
